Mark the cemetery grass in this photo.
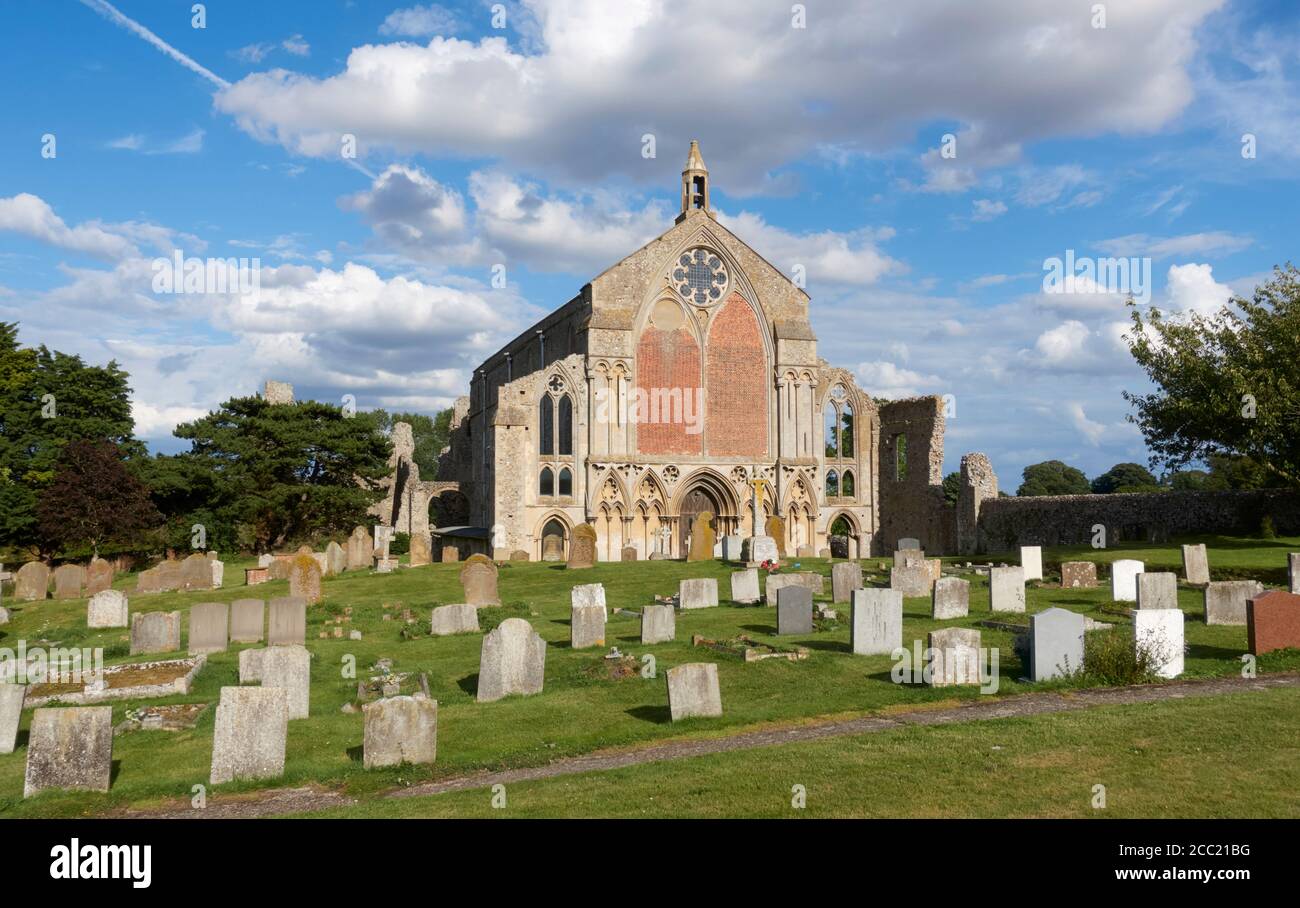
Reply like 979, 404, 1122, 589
1, 534, 1297, 818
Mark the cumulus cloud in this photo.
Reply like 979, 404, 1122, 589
854, 360, 942, 399
0, 193, 197, 260
717, 211, 901, 288
1163, 262, 1233, 315
378, 4, 460, 37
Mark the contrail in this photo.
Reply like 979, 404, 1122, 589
79, 0, 231, 89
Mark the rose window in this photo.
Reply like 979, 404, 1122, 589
672, 248, 728, 305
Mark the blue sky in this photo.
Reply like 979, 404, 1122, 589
1, 0, 1297, 490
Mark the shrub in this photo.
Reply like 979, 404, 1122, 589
1080, 628, 1162, 686
389, 532, 411, 556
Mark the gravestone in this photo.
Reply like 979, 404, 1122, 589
430, 604, 480, 636
1136, 572, 1178, 610
687, 512, 716, 562
0, 683, 25, 754
796, 544, 815, 559
238, 648, 265, 683
898, 537, 921, 550
819, 547, 832, 559
927, 628, 982, 687
267, 557, 291, 582
641, 604, 675, 644
130, 611, 181, 655
571, 583, 606, 618
764, 571, 824, 605
1290, 553, 1300, 594
52, 564, 85, 600
260, 644, 311, 719
776, 586, 814, 635
23, 706, 113, 799
157, 559, 183, 591
621, 545, 638, 561
324, 541, 347, 576
1204, 580, 1264, 626
931, 576, 970, 619
850, 589, 903, 655
14, 563, 49, 602
268, 596, 307, 646
1110, 559, 1144, 601
1133, 608, 1184, 679
87, 590, 129, 629
347, 526, 373, 571
831, 562, 863, 604
542, 534, 565, 562
742, 535, 779, 564
1247, 590, 1300, 655
135, 567, 161, 594
363, 695, 438, 769
764, 516, 787, 557
1181, 544, 1210, 585
890, 563, 932, 598
230, 599, 265, 643
1060, 561, 1098, 588
210, 559, 225, 589
408, 533, 432, 567
570, 603, 606, 649
679, 578, 719, 609
665, 663, 722, 721
188, 602, 229, 655
477, 618, 547, 703
459, 557, 500, 606
1029, 607, 1086, 681
989, 566, 1026, 613
1019, 546, 1043, 582
567, 524, 597, 569
180, 552, 213, 591
85, 558, 114, 595
288, 554, 322, 604
721, 535, 743, 561
511, 550, 529, 561
894, 549, 926, 568
730, 568, 760, 604
440, 545, 460, 564
209, 686, 288, 785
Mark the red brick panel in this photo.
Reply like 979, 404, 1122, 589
706, 294, 768, 457
1247, 589, 1300, 655
635, 324, 703, 455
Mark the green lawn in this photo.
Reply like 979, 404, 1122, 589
1, 534, 1296, 818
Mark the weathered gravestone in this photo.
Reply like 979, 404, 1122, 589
1111, 559, 1144, 602
792, 544, 813, 559
730, 568, 760, 604
1247, 590, 1300, 655
430, 604, 480, 636
188, 602, 229, 655
742, 535, 779, 564
620, 544, 638, 561
230, 599, 265, 643
324, 541, 347, 576
268, 596, 307, 646
363, 695, 438, 769
721, 535, 743, 561
641, 604, 676, 644
408, 533, 432, 567
764, 516, 787, 557
261, 644, 311, 719
157, 559, 183, 591
87, 590, 128, 629
440, 545, 460, 564
267, 557, 292, 582
567, 524, 597, 569
898, 537, 921, 550
52, 564, 85, 600
776, 586, 814, 635
679, 578, 719, 609
851, 589, 903, 656
180, 552, 213, 591
1181, 544, 1210, 585
23, 706, 113, 798
831, 562, 863, 604
542, 534, 565, 562
238, 648, 265, 683
347, 526, 373, 571
1204, 580, 1264, 626
570, 602, 606, 649
210, 686, 288, 785
890, 563, 932, 598
763, 571, 824, 605
1060, 561, 1098, 588
130, 611, 181, 655
477, 618, 547, 703
288, 553, 322, 604
931, 576, 970, 619
85, 557, 114, 595
0, 684, 24, 754
571, 583, 606, 618
989, 566, 1026, 613
511, 550, 530, 562
1029, 608, 1086, 681
14, 562, 49, 602
1019, 546, 1043, 582
666, 663, 722, 721
210, 559, 225, 589
135, 567, 162, 594
1134, 608, 1184, 679
687, 512, 716, 562
1290, 553, 1300, 594
893, 549, 926, 568
1136, 572, 1178, 610
927, 627, 982, 687
460, 556, 500, 606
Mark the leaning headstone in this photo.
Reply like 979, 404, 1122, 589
288, 553, 322, 604
1181, 544, 1210, 585
0, 683, 25, 754
1019, 546, 1043, 582
1111, 559, 1144, 601
260, 644, 311, 719
347, 526, 374, 571
641, 604, 676, 644
130, 610, 181, 655
209, 686, 288, 785
567, 524, 597, 569
1060, 561, 1098, 588
831, 562, 863, 604
776, 586, 814, 635
890, 563, 932, 598
85, 558, 114, 595
324, 541, 347, 576
721, 535, 744, 561
665, 663, 722, 721
542, 534, 565, 562
477, 618, 546, 702
363, 695, 438, 769
1247, 590, 1300, 655
1204, 580, 1264, 626
570, 583, 606, 618
687, 512, 716, 562
460, 557, 500, 606
1136, 572, 1178, 610
1029, 607, 1086, 681
52, 564, 85, 600
14, 562, 50, 602
230, 599, 265, 643
850, 589, 903, 656
1133, 608, 1184, 679
267, 596, 306, 646
87, 590, 129, 628
927, 628, 982, 686
570, 602, 606, 649
1290, 553, 1300, 594
188, 602, 230, 655
180, 552, 213, 591
679, 578, 719, 609
730, 568, 760, 604
898, 537, 921, 550
931, 576, 970, 619
989, 566, 1026, 613
430, 604, 480, 636
23, 706, 113, 798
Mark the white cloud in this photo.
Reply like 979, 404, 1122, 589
378, 4, 460, 37
282, 34, 310, 57
1164, 262, 1233, 315
854, 360, 941, 399
1030, 319, 1091, 366
0, 193, 136, 260
1095, 231, 1252, 260
971, 199, 1007, 221
716, 211, 901, 287
1066, 402, 1107, 445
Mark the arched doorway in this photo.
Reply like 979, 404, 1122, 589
540, 517, 568, 561
678, 485, 721, 554
829, 512, 858, 558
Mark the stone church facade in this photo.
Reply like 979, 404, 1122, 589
429, 143, 992, 561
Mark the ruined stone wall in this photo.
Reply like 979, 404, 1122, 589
877, 396, 948, 553
956, 452, 998, 555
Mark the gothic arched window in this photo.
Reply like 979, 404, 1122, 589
539, 396, 554, 455
539, 466, 554, 496
558, 396, 573, 455
841, 470, 855, 497
558, 467, 573, 496
825, 469, 839, 498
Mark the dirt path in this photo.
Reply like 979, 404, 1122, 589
123, 671, 1300, 819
